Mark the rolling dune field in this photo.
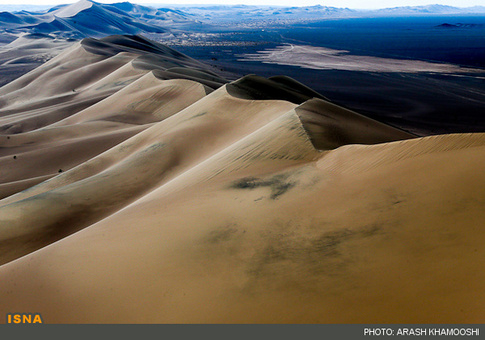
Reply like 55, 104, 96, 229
0, 34, 483, 324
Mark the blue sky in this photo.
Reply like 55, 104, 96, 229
0, 0, 483, 9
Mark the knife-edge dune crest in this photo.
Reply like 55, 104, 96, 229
0, 35, 483, 324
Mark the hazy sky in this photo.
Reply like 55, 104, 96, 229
0, 0, 483, 9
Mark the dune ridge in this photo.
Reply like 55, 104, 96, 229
0, 35, 226, 197
0, 34, 483, 323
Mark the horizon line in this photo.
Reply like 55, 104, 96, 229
0, 1, 484, 11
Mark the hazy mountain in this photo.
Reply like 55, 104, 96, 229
171, 3, 485, 23
173, 4, 357, 23
372, 4, 485, 15
435, 22, 484, 28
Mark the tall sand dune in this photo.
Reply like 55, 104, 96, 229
0, 34, 483, 323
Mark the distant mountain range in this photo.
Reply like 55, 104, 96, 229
173, 4, 485, 23
435, 22, 484, 28
371, 4, 485, 15
1, 1, 485, 41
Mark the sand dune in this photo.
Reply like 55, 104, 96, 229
0, 35, 225, 203
53, 0, 93, 18
0, 0, 196, 43
0, 33, 73, 88
2, 0, 172, 40
0, 34, 483, 324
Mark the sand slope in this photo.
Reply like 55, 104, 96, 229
0, 35, 224, 200
0, 34, 483, 324
0, 33, 74, 88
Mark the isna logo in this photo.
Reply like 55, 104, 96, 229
6, 313, 43, 324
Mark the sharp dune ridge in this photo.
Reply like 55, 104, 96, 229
0, 34, 484, 323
